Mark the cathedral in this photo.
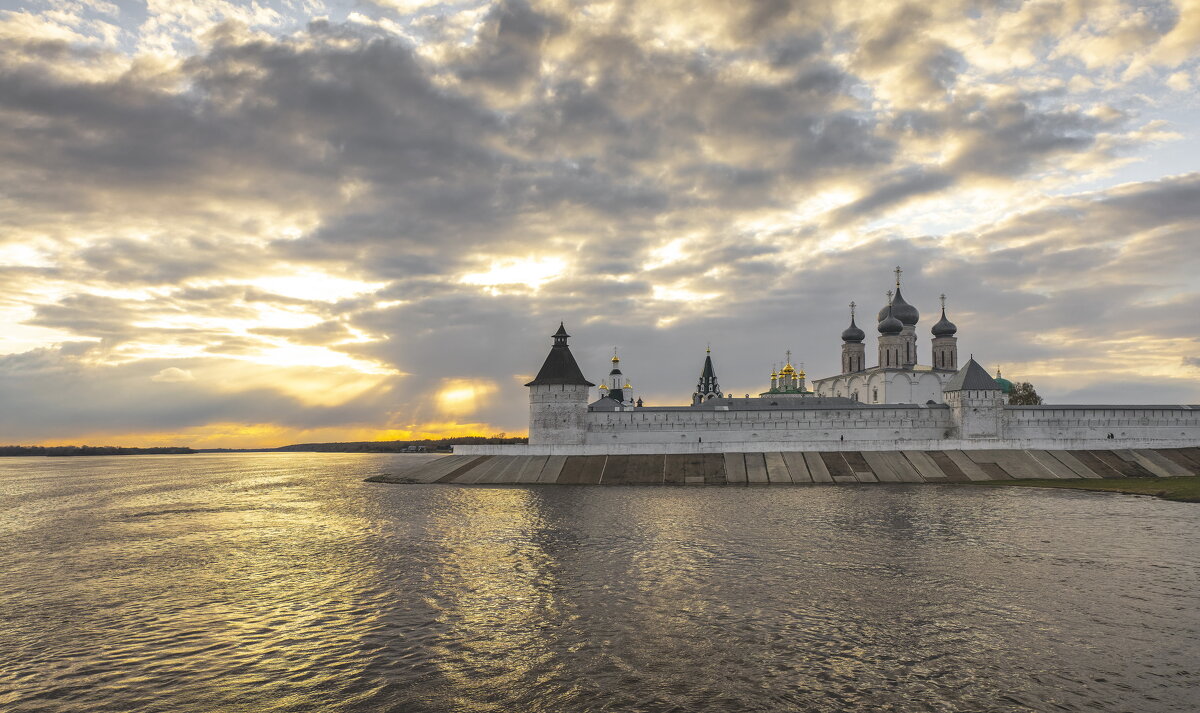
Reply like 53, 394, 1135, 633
581, 265, 1005, 413
809, 266, 966, 404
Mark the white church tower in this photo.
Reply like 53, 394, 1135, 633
877, 266, 920, 368
877, 293, 905, 369
840, 302, 866, 374
931, 294, 959, 370
525, 323, 594, 445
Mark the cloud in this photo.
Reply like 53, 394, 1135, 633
151, 367, 195, 382
0, 1, 1197, 445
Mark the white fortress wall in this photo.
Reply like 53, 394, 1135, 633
477, 404, 1200, 455
580, 405, 952, 444
1003, 405, 1200, 441
455, 436, 1200, 456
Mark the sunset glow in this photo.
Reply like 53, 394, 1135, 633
1, 0, 1198, 447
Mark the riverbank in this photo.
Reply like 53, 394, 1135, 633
964, 476, 1200, 503
364, 447, 1200, 485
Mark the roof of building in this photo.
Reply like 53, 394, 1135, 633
588, 396, 626, 410
619, 397, 946, 412
878, 304, 903, 335
877, 286, 919, 326
524, 323, 595, 387
841, 314, 865, 343
676, 396, 868, 411
943, 357, 1001, 391
931, 306, 957, 337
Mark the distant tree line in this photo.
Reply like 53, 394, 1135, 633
272, 435, 528, 453
0, 445, 196, 457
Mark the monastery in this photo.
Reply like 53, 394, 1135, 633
485, 267, 1200, 454
380, 268, 1200, 486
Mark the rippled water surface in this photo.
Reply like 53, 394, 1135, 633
2, 452, 1199, 712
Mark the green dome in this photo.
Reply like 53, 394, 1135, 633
994, 369, 1013, 394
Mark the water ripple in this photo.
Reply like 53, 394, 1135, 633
0, 453, 1198, 712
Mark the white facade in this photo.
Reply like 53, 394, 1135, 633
811, 369, 952, 404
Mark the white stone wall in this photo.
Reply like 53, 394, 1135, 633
579, 405, 952, 445
528, 383, 591, 445
457, 435, 1200, 455
1003, 406, 1200, 441
516, 402, 1200, 451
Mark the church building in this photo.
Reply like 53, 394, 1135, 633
810, 266, 962, 404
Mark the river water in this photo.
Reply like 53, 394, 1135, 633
1, 452, 1197, 712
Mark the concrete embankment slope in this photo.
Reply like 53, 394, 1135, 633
367, 447, 1200, 485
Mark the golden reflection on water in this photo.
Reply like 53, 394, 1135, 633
425, 487, 564, 712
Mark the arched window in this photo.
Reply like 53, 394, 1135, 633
873, 388, 879, 403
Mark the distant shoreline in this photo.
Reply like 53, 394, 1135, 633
0, 438, 527, 457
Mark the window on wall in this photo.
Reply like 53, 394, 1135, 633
873, 388, 879, 403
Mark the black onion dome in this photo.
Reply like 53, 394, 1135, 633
841, 316, 865, 343
931, 307, 957, 337
891, 287, 919, 326
878, 306, 903, 335
876, 288, 919, 326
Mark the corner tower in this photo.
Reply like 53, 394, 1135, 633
525, 323, 594, 445
943, 357, 1005, 439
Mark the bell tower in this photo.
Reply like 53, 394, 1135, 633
840, 301, 866, 374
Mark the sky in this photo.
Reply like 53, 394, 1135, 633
0, 0, 1198, 448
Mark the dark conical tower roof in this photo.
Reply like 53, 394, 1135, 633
695, 348, 722, 400
525, 323, 595, 387
943, 357, 1001, 392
